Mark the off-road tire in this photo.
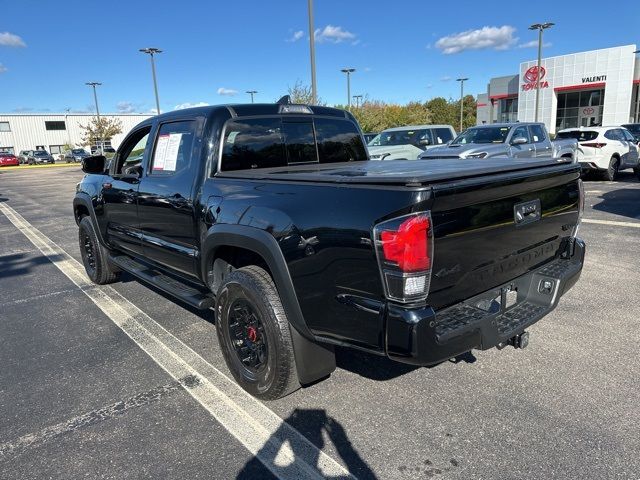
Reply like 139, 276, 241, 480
78, 216, 119, 285
215, 265, 300, 400
603, 156, 619, 181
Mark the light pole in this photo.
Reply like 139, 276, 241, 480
308, 0, 317, 104
341, 68, 356, 110
634, 50, 640, 122
85, 82, 102, 152
353, 94, 363, 109
529, 22, 554, 122
246, 90, 257, 103
64, 107, 71, 147
139, 47, 162, 114
456, 78, 468, 132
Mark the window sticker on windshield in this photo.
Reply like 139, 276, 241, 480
152, 133, 182, 172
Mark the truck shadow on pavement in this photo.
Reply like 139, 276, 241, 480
591, 188, 640, 220
236, 408, 378, 480
335, 347, 477, 381
0, 252, 63, 279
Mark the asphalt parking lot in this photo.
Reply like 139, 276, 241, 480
1, 166, 639, 479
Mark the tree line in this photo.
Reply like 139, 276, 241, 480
287, 81, 477, 134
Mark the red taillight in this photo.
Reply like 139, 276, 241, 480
374, 212, 433, 303
580, 142, 606, 148
380, 215, 430, 272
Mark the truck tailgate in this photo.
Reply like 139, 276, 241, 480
426, 165, 581, 310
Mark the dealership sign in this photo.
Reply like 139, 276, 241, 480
522, 66, 549, 91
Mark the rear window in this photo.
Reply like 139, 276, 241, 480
220, 116, 366, 172
557, 130, 598, 142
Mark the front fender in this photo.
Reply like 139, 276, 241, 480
73, 193, 107, 247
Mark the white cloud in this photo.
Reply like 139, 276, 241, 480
426, 84, 433, 89
440, 76, 452, 81
217, 87, 238, 96
314, 25, 356, 44
287, 30, 304, 42
174, 102, 209, 110
435, 26, 517, 54
0, 63, 7, 73
518, 40, 552, 49
116, 101, 137, 113
0, 32, 26, 47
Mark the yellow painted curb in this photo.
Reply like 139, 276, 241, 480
0, 163, 81, 172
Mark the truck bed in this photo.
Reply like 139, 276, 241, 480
216, 158, 575, 186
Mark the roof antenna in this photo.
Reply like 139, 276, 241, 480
277, 95, 292, 105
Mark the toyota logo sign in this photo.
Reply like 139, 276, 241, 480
522, 65, 550, 91
524, 66, 546, 83
583, 107, 595, 115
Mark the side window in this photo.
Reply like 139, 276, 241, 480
220, 118, 286, 171
604, 129, 622, 141
529, 125, 547, 143
115, 127, 151, 175
150, 121, 196, 175
315, 118, 367, 163
512, 126, 531, 143
433, 128, 454, 144
414, 129, 433, 148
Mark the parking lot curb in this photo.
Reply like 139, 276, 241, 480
0, 163, 80, 171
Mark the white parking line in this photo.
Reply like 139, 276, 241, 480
0, 201, 354, 480
582, 218, 640, 228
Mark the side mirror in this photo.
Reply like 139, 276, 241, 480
419, 138, 431, 146
511, 136, 528, 145
82, 155, 106, 174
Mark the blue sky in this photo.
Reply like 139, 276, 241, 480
1, 0, 639, 113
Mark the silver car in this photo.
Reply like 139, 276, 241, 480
419, 123, 576, 161
27, 150, 55, 165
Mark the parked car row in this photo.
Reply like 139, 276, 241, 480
364, 121, 640, 181
17, 149, 55, 165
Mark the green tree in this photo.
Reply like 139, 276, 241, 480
79, 116, 123, 149
286, 80, 325, 105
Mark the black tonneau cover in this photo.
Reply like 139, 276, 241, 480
216, 158, 575, 185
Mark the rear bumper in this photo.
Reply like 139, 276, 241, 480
385, 238, 585, 365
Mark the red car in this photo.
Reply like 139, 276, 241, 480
0, 153, 20, 167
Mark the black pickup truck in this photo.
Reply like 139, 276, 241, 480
74, 99, 585, 399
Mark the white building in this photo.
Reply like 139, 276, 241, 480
476, 45, 640, 133
0, 113, 151, 156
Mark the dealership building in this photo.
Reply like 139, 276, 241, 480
476, 44, 640, 133
0, 113, 151, 156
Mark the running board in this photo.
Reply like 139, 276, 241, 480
109, 255, 215, 310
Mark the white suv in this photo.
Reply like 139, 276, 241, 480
557, 126, 639, 181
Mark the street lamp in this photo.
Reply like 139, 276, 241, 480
353, 94, 363, 109
456, 78, 468, 132
341, 68, 356, 110
64, 107, 71, 147
246, 90, 258, 103
85, 82, 102, 152
529, 22, 554, 122
139, 47, 162, 115
634, 50, 639, 122
308, 0, 317, 104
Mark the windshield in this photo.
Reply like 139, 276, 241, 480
369, 129, 426, 147
622, 124, 640, 135
72, 149, 87, 154
557, 130, 598, 141
452, 126, 511, 144
34, 151, 49, 156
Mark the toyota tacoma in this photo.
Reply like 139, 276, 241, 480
74, 99, 585, 400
